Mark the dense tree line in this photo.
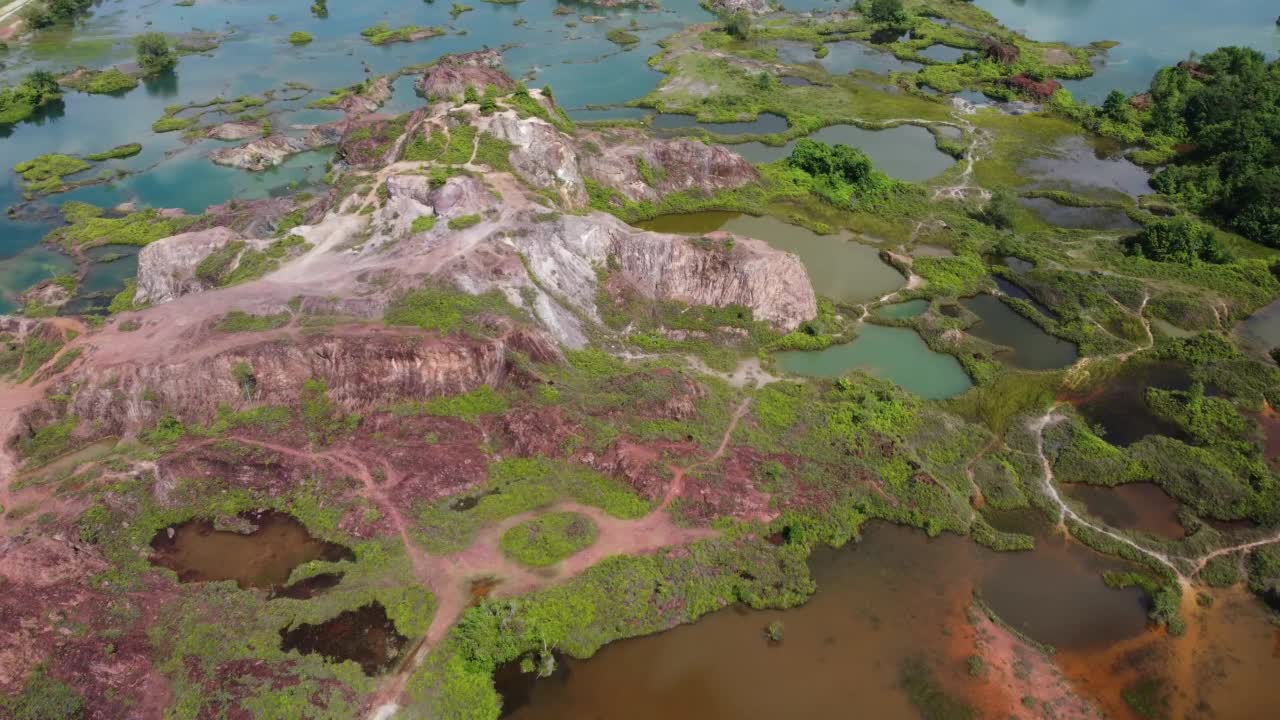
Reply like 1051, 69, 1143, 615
1139, 47, 1280, 247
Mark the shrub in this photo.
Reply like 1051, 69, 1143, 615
447, 213, 482, 230
786, 139, 893, 207
288, 31, 313, 45
721, 11, 751, 40
411, 215, 437, 233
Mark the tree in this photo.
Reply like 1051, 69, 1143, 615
134, 32, 177, 76
867, 0, 907, 25
23, 71, 61, 102
18, 3, 54, 29
787, 139, 890, 207
1126, 217, 1231, 264
1142, 47, 1280, 246
722, 11, 751, 40
463, 85, 479, 104
1101, 90, 1134, 124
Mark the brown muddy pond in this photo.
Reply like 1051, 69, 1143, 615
502, 522, 1150, 719
1064, 483, 1185, 539
269, 572, 345, 600
1071, 361, 1197, 447
150, 511, 354, 589
279, 602, 409, 676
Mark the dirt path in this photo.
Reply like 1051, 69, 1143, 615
1028, 407, 1280, 587
191, 400, 751, 718
364, 405, 750, 717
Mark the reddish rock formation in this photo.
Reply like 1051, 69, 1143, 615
578, 128, 760, 204
416, 50, 514, 101
13, 330, 542, 449
336, 113, 407, 168
0, 535, 170, 719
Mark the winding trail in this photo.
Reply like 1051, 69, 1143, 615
1028, 407, 1280, 587
196, 398, 750, 717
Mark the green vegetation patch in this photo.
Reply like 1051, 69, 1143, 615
0, 71, 63, 126
288, 31, 314, 45
0, 665, 84, 720
214, 311, 291, 333
61, 67, 139, 94
391, 386, 508, 422
499, 511, 598, 567
13, 154, 91, 194
401, 124, 477, 164
85, 143, 143, 161
447, 214, 482, 230
606, 28, 640, 47
416, 457, 650, 554
52, 205, 196, 249
472, 133, 512, 171
410, 215, 437, 233
16, 415, 80, 469
406, 534, 816, 717
360, 23, 442, 46
383, 284, 521, 335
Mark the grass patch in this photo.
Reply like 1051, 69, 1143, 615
416, 457, 650, 554
499, 511, 598, 567
85, 143, 142, 161
447, 214, 482, 230
214, 311, 291, 333
383, 284, 520, 335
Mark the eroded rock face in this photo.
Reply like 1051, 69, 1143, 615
209, 135, 310, 171
18, 279, 71, 314
208, 118, 347, 171
579, 129, 759, 203
302, 119, 350, 149
337, 113, 407, 168
416, 50, 513, 101
207, 121, 263, 141
29, 331, 531, 440
706, 0, 772, 14
335, 76, 393, 116
377, 174, 494, 235
432, 176, 498, 219
198, 197, 303, 238
134, 227, 246, 305
485, 111, 587, 207
440, 209, 816, 346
